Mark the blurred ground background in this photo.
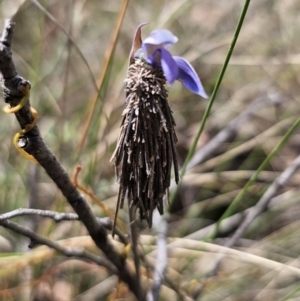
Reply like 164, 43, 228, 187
1, 0, 300, 300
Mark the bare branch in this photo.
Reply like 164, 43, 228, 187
0, 208, 128, 245
0, 20, 144, 300
0, 208, 80, 221
0, 218, 117, 273
0, 20, 16, 78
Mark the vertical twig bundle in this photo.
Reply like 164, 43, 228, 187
111, 58, 179, 227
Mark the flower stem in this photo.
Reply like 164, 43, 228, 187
169, 0, 252, 205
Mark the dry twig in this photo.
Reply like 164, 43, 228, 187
0, 19, 144, 300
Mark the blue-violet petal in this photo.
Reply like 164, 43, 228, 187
159, 48, 179, 85
143, 29, 178, 46
173, 56, 208, 98
143, 29, 178, 57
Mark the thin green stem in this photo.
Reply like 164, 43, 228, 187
169, 0, 252, 205
206, 116, 300, 240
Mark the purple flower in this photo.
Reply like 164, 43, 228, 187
129, 25, 208, 98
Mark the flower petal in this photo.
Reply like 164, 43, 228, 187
173, 56, 208, 98
159, 48, 179, 84
143, 29, 178, 57
143, 29, 178, 46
